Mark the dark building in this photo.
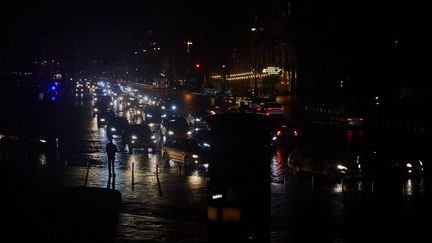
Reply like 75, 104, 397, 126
209, 0, 297, 98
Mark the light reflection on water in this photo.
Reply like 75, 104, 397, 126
187, 171, 204, 187
402, 178, 424, 197
271, 148, 286, 183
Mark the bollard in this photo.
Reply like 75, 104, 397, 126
156, 161, 163, 197
84, 160, 90, 187
311, 175, 314, 190
132, 162, 135, 191
341, 178, 344, 193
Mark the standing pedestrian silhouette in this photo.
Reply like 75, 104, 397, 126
106, 139, 117, 176
238, 101, 247, 113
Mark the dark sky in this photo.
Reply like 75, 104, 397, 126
1, 0, 429, 69
1, 0, 253, 61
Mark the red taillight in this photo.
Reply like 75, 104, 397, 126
276, 130, 282, 136
268, 107, 283, 111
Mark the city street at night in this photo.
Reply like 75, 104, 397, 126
1, 1, 431, 242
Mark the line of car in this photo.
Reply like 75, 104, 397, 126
91, 83, 213, 169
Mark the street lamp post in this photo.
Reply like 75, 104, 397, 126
186, 41, 193, 79
251, 28, 258, 98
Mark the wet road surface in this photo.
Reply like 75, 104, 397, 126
2, 88, 432, 242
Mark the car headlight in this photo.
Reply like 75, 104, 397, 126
151, 135, 156, 139
93, 108, 98, 112
195, 118, 201, 122
161, 106, 166, 109
203, 143, 210, 147
147, 114, 153, 117
161, 114, 166, 118
100, 118, 106, 122
192, 154, 199, 159
111, 127, 116, 131
337, 165, 348, 170
187, 131, 192, 135
203, 163, 209, 169
168, 131, 174, 135
131, 135, 138, 139
406, 163, 412, 168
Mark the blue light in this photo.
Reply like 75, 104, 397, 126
51, 96, 56, 101
51, 85, 56, 91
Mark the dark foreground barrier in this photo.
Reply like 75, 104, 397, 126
2, 186, 121, 243
205, 113, 274, 242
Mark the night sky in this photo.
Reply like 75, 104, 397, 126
1, 0, 253, 61
1, 0, 430, 77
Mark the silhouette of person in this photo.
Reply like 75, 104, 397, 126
106, 139, 117, 176
239, 101, 247, 113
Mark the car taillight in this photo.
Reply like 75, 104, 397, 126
276, 130, 282, 136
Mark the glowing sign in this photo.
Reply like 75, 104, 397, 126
262, 66, 282, 75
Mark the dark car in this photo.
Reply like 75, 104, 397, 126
160, 117, 190, 141
122, 124, 157, 153
158, 97, 178, 114
330, 105, 365, 127
189, 128, 213, 147
97, 110, 115, 127
143, 106, 166, 125
93, 95, 113, 116
255, 102, 284, 118
271, 122, 301, 146
125, 96, 139, 109
358, 149, 424, 180
161, 138, 210, 168
107, 117, 129, 138
187, 111, 209, 125
287, 149, 360, 181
